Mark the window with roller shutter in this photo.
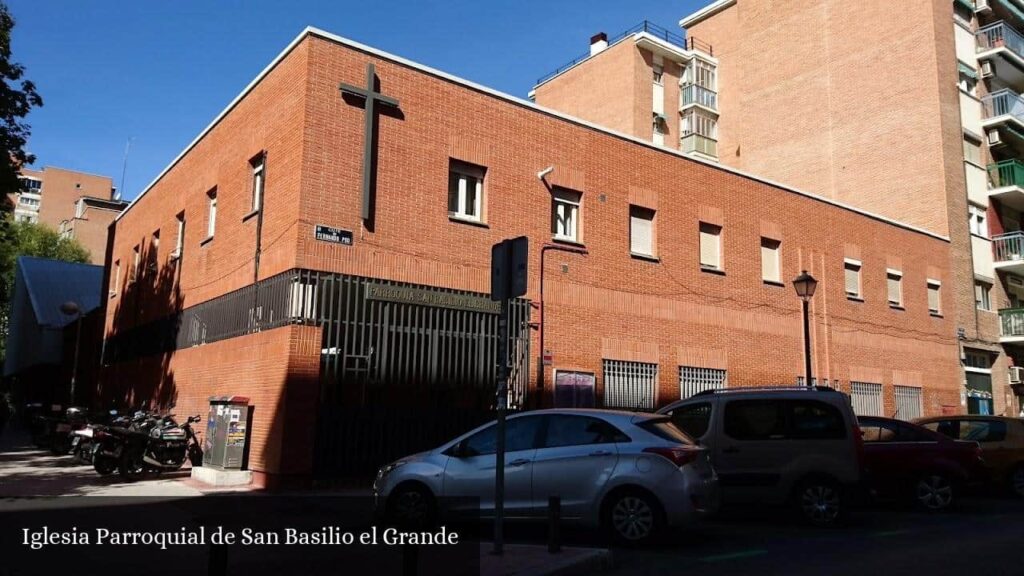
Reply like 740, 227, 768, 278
844, 259, 862, 299
761, 238, 781, 283
699, 222, 722, 270
630, 206, 655, 257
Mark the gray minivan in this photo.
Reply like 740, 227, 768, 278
657, 387, 863, 526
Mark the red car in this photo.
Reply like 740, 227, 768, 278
858, 416, 984, 511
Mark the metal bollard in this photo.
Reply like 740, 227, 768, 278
208, 543, 228, 576
403, 544, 419, 576
548, 496, 561, 554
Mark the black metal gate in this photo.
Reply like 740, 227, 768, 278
308, 272, 531, 478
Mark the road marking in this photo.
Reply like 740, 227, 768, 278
701, 549, 769, 562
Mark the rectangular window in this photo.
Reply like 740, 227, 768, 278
206, 188, 217, 238
551, 188, 581, 242
968, 204, 988, 237
447, 160, 485, 222
112, 260, 120, 297
630, 206, 655, 257
679, 366, 727, 399
699, 222, 722, 270
927, 279, 942, 315
681, 108, 717, 139
131, 245, 140, 283
149, 230, 160, 273
894, 385, 923, 420
963, 136, 981, 165
602, 359, 657, 410
851, 382, 883, 416
975, 280, 992, 311
844, 259, 862, 299
173, 212, 185, 259
652, 63, 664, 85
887, 269, 903, 307
251, 155, 265, 212
761, 238, 781, 283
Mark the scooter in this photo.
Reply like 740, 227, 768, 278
117, 414, 203, 481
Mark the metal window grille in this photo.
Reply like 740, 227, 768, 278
894, 385, 923, 420
851, 382, 883, 416
603, 360, 658, 410
679, 366, 726, 399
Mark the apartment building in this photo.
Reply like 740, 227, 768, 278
100, 28, 957, 484
8, 166, 128, 264
535, 4, 1022, 417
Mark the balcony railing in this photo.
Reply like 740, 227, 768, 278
681, 132, 718, 157
1000, 307, 1024, 338
993, 231, 1024, 261
977, 20, 1024, 57
681, 83, 718, 109
982, 88, 1024, 122
989, 159, 1024, 188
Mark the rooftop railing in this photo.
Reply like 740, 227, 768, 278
536, 21, 713, 86
977, 20, 1024, 57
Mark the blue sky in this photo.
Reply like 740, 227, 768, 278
9, 1, 706, 200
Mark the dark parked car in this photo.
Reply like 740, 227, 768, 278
858, 416, 983, 511
916, 415, 1024, 498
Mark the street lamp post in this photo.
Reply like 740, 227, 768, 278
792, 271, 818, 388
60, 301, 83, 406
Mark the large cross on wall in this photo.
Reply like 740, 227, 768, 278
339, 63, 401, 224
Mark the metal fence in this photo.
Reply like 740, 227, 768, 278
894, 385, 923, 420
603, 360, 658, 410
977, 20, 1024, 56
992, 231, 1024, 262
679, 366, 727, 399
850, 382, 883, 416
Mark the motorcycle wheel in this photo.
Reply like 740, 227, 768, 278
188, 444, 203, 467
118, 451, 148, 481
93, 455, 117, 476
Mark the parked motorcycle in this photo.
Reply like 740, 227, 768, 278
117, 414, 203, 481
70, 410, 125, 464
90, 410, 156, 476
49, 406, 88, 455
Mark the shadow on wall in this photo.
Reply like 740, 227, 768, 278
98, 239, 182, 414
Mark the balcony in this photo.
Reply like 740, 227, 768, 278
681, 132, 717, 158
982, 89, 1024, 151
977, 21, 1024, 87
680, 83, 717, 111
1000, 307, 1024, 343
993, 231, 1024, 274
988, 159, 1024, 209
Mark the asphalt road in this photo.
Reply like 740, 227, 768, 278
499, 497, 1024, 576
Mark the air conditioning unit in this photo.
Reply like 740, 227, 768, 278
981, 60, 995, 78
1010, 366, 1023, 385
988, 129, 1003, 146
976, 0, 992, 13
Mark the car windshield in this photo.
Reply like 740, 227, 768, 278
638, 417, 695, 445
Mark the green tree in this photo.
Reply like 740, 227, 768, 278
0, 220, 90, 366
0, 0, 42, 210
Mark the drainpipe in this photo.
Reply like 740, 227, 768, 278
537, 243, 588, 405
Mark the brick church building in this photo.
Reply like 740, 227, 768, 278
101, 28, 960, 486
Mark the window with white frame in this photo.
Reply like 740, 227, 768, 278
927, 279, 942, 315
684, 59, 716, 90
963, 136, 982, 165
761, 238, 781, 283
679, 366, 726, 399
173, 212, 185, 260
603, 359, 657, 410
844, 259, 862, 299
448, 160, 485, 222
887, 269, 903, 307
894, 385, 923, 420
958, 70, 977, 97
131, 245, 140, 283
975, 280, 992, 311
551, 188, 581, 242
112, 260, 120, 297
851, 382, 883, 416
968, 203, 988, 237
652, 63, 664, 85
630, 206, 655, 257
206, 188, 217, 238
251, 154, 265, 212
699, 222, 722, 270
681, 108, 717, 139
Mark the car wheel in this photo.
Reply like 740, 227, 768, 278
386, 483, 436, 527
605, 491, 660, 545
914, 473, 954, 511
796, 479, 845, 527
1011, 464, 1024, 499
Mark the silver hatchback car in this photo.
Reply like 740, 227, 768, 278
373, 409, 719, 543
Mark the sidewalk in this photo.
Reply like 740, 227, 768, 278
479, 544, 612, 576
